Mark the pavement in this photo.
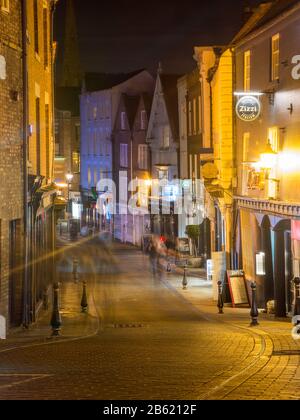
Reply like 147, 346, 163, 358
0, 237, 299, 400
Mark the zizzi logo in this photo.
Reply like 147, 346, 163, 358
292, 55, 300, 80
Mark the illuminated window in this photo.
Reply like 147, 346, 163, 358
72, 152, 80, 173
188, 101, 192, 135
93, 106, 97, 120
1, 0, 10, 13
193, 98, 197, 135
88, 167, 91, 187
198, 96, 202, 134
141, 110, 147, 130
243, 132, 250, 162
138, 145, 148, 170
43, 7, 48, 68
121, 112, 126, 130
162, 126, 170, 149
244, 50, 251, 91
94, 168, 98, 186
268, 127, 279, 153
120, 144, 128, 167
271, 34, 280, 81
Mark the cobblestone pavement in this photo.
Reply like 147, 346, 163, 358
0, 238, 299, 400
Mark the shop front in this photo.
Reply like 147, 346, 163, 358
236, 197, 297, 317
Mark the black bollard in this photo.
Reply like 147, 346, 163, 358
50, 282, 62, 336
217, 281, 224, 314
250, 282, 259, 326
182, 265, 188, 290
81, 280, 88, 313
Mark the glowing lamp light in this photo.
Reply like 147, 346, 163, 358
260, 140, 277, 170
145, 179, 152, 188
66, 172, 74, 183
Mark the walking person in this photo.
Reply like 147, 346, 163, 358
148, 239, 159, 278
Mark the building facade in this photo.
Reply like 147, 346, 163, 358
194, 47, 234, 264
80, 70, 154, 225
147, 72, 180, 239
112, 93, 152, 246
25, 0, 57, 325
0, 0, 57, 328
233, 0, 300, 315
0, 0, 24, 327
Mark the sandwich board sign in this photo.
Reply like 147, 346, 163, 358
0, 316, 6, 340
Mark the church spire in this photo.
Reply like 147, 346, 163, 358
59, 0, 83, 87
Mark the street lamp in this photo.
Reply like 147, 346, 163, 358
260, 140, 277, 171
66, 172, 74, 197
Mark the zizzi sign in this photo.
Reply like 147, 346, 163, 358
236, 95, 261, 122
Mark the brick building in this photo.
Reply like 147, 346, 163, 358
0, 0, 24, 327
0, 0, 58, 329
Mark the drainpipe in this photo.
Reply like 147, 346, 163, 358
21, 0, 29, 328
231, 46, 238, 270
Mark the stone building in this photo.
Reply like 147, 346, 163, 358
0, 0, 24, 327
232, 0, 300, 315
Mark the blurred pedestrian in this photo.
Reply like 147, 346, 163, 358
148, 239, 159, 278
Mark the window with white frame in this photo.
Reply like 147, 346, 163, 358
188, 101, 192, 135
198, 95, 202, 134
271, 34, 280, 81
1, 0, 9, 12
138, 145, 148, 170
121, 112, 126, 130
141, 110, 147, 130
120, 144, 128, 167
193, 98, 197, 135
244, 50, 251, 91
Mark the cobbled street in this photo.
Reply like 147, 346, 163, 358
0, 238, 300, 400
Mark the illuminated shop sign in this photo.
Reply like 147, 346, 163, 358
236, 95, 261, 122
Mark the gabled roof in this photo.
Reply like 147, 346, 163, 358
159, 74, 181, 139
232, 0, 300, 45
141, 93, 153, 118
123, 94, 140, 130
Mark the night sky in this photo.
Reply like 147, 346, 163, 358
54, 0, 263, 75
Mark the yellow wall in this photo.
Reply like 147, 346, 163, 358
211, 49, 234, 204
27, 0, 54, 181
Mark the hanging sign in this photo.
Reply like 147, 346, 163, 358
236, 95, 261, 122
